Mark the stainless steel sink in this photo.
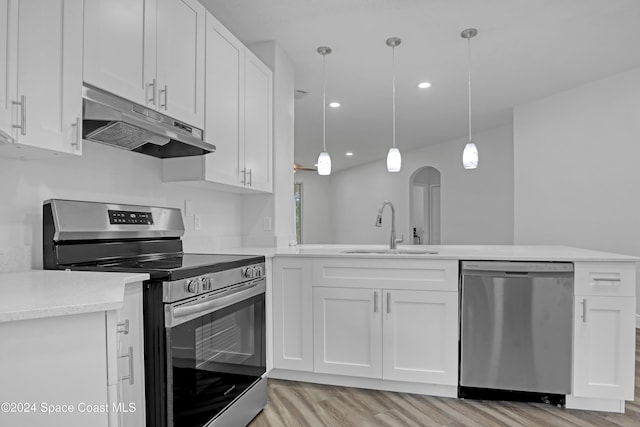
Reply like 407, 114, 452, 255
341, 249, 438, 255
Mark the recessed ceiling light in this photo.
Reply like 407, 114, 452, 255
418, 82, 432, 89
345, 152, 353, 156
329, 102, 341, 108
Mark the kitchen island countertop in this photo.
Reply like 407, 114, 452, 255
0, 270, 149, 322
227, 244, 639, 262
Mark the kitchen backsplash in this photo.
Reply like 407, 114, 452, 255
0, 141, 249, 272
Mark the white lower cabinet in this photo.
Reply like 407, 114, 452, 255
112, 282, 146, 427
272, 258, 313, 371
572, 295, 635, 400
382, 289, 458, 384
0, 281, 145, 427
313, 286, 458, 385
272, 257, 459, 387
313, 287, 382, 378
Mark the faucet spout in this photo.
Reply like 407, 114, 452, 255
376, 201, 403, 249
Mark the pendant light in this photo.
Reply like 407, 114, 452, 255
461, 28, 479, 169
317, 46, 332, 176
386, 37, 402, 173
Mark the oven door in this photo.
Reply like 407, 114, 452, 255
165, 278, 266, 427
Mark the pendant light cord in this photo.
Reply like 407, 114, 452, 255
467, 36, 472, 143
392, 45, 397, 149
322, 53, 327, 152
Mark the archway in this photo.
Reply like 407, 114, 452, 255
409, 166, 441, 244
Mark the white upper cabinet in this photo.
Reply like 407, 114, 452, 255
0, 0, 12, 145
84, 0, 205, 128
156, 0, 205, 127
202, 11, 244, 187
162, 12, 273, 193
243, 50, 273, 193
83, 0, 155, 107
0, 0, 83, 159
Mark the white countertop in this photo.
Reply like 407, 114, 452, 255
0, 270, 149, 323
232, 244, 639, 262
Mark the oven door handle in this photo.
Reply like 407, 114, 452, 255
166, 279, 265, 328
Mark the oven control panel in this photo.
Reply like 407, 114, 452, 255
108, 209, 154, 225
242, 265, 264, 279
172, 263, 266, 300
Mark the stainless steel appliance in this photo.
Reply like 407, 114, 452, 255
82, 85, 215, 158
459, 261, 573, 402
43, 199, 266, 427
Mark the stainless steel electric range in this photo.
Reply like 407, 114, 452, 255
43, 199, 267, 427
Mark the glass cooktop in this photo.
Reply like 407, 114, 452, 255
74, 253, 264, 281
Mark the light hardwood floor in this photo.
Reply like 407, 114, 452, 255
250, 330, 640, 426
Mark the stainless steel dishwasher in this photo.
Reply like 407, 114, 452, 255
459, 261, 573, 400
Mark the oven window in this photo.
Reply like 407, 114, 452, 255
168, 292, 265, 427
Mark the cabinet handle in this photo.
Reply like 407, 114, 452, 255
386, 292, 391, 314
148, 78, 157, 105
116, 319, 130, 335
581, 298, 587, 323
71, 117, 81, 150
240, 168, 246, 184
160, 85, 168, 110
12, 95, 26, 135
593, 277, 621, 282
0, 128, 14, 144
247, 169, 253, 186
373, 291, 378, 313
118, 346, 134, 385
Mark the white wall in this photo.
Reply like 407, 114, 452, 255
294, 172, 333, 244
514, 67, 640, 254
0, 142, 247, 271
305, 124, 514, 245
513, 67, 640, 317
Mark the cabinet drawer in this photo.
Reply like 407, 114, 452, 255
313, 258, 458, 291
574, 262, 636, 297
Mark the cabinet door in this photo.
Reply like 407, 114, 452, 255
573, 296, 635, 400
12, 0, 83, 155
203, 12, 243, 187
156, 0, 205, 128
382, 290, 458, 385
0, 0, 15, 144
0, 311, 110, 427
313, 287, 382, 378
115, 282, 146, 427
243, 50, 272, 192
272, 258, 313, 371
84, 0, 156, 107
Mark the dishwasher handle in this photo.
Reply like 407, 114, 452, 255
461, 261, 574, 275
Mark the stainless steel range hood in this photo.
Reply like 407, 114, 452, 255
82, 85, 215, 158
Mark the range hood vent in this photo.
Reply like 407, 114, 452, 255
82, 85, 215, 158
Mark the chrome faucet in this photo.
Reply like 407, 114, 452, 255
375, 201, 403, 250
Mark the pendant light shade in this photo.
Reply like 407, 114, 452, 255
462, 142, 478, 169
387, 148, 401, 172
461, 28, 479, 170
317, 46, 332, 176
317, 151, 331, 175
386, 37, 402, 173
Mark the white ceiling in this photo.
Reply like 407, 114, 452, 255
201, 0, 640, 172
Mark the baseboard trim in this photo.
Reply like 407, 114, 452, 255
269, 368, 458, 398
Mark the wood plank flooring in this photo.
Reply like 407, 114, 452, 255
249, 330, 640, 426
